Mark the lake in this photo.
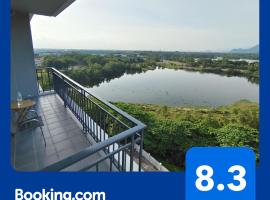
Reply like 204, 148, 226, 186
87, 68, 259, 107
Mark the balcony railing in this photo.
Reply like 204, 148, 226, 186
36, 68, 146, 171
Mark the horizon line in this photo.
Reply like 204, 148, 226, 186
33, 47, 258, 54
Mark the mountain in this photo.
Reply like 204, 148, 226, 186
230, 44, 259, 54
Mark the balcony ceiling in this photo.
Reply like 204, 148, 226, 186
11, 0, 76, 17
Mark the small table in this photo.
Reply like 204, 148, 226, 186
11, 100, 36, 127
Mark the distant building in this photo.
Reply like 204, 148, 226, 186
212, 57, 223, 61
34, 57, 44, 67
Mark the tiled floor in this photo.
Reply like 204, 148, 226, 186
11, 94, 110, 171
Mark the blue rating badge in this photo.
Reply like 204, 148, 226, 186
186, 147, 255, 200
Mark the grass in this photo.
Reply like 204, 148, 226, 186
113, 100, 259, 171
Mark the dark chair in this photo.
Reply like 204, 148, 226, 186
18, 109, 46, 147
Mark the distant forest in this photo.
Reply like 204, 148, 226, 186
39, 52, 259, 86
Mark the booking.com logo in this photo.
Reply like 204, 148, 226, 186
15, 188, 106, 200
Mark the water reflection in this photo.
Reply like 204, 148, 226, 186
87, 68, 259, 106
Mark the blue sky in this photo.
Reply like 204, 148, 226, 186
31, 0, 259, 51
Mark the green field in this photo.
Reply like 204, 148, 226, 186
113, 100, 259, 171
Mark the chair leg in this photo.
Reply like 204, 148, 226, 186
40, 127, 46, 147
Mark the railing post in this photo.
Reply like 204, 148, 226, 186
82, 89, 87, 133
48, 68, 53, 91
61, 75, 67, 108
130, 134, 135, 171
52, 71, 57, 94
63, 91, 67, 107
139, 130, 144, 172
36, 69, 40, 94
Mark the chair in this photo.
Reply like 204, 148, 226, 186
18, 109, 46, 147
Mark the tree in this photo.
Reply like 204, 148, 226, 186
216, 123, 258, 154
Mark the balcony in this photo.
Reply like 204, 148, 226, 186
11, 68, 146, 172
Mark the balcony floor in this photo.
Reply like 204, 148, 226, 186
11, 93, 111, 171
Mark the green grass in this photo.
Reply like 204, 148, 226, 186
114, 100, 258, 129
113, 100, 259, 171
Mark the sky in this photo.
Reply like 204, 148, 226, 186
30, 0, 259, 52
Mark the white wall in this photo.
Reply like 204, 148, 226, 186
11, 12, 38, 101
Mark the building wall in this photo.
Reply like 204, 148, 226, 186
11, 12, 38, 101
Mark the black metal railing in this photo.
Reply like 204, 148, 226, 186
36, 68, 146, 171
36, 68, 54, 93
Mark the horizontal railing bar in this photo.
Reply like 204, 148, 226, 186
49, 67, 146, 127
41, 125, 144, 171
81, 137, 141, 172
87, 92, 145, 127
79, 142, 132, 171
84, 96, 131, 129
52, 71, 82, 92
51, 70, 133, 129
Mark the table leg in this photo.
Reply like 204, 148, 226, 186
16, 108, 28, 125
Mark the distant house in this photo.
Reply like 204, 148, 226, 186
34, 57, 44, 67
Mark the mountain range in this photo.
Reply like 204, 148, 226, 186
230, 44, 259, 54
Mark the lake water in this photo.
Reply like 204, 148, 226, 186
87, 68, 259, 107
